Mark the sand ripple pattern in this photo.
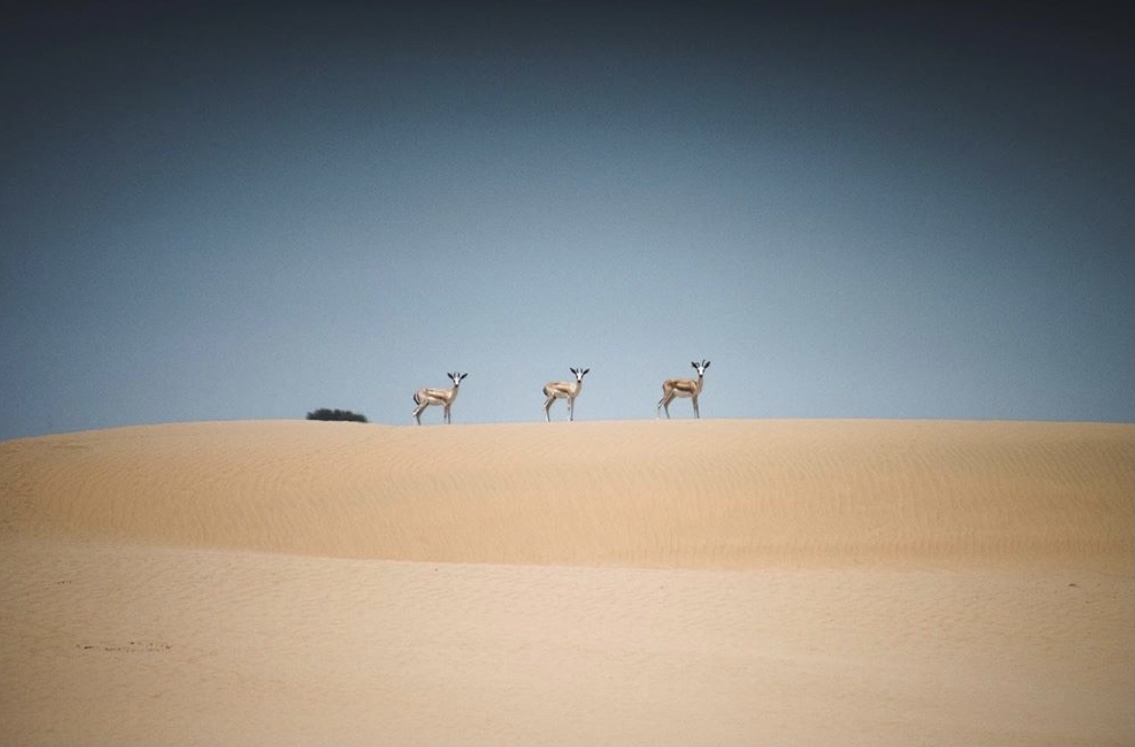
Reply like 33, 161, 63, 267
1, 419, 1131, 570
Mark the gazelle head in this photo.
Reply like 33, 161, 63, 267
448, 372, 468, 387
691, 360, 710, 377
569, 367, 590, 382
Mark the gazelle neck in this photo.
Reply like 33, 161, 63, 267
568, 369, 587, 394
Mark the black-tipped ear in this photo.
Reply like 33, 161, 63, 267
704, 360, 711, 369
460, 372, 468, 380
582, 368, 590, 375
691, 361, 698, 369
570, 367, 577, 375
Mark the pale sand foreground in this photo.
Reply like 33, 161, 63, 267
1, 419, 1131, 745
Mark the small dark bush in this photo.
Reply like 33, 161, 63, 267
306, 408, 368, 423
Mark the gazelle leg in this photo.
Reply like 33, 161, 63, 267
544, 396, 555, 422
412, 403, 428, 425
693, 396, 700, 419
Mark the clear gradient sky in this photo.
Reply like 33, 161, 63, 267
1, 1, 1131, 439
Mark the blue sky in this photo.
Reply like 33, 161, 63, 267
1, 1, 1131, 439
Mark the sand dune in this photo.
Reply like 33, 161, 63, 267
2, 419, 1131, 569
1, 419, 1132, 744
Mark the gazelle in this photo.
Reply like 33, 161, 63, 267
412, 372, 467, 425
657, 359, 710, 419
543, 367, 590, 422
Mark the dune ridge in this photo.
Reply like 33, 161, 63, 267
2, 419, 1131, 571
2, 418, 1132, 745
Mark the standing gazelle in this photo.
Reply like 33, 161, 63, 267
657, 360, 710, 419
412, 372, 467, 425
543, 367, 590, 422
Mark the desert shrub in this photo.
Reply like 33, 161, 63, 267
306, 408, 368, 423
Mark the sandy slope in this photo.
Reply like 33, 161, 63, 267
1, 419, 1132, 744
2, 419, 1131, 569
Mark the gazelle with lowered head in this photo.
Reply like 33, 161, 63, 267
657, 359, 710, 419
412, 371, 467, 425
543, 367, 590, 422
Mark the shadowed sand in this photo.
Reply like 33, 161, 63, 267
1, 419, 1132, 744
